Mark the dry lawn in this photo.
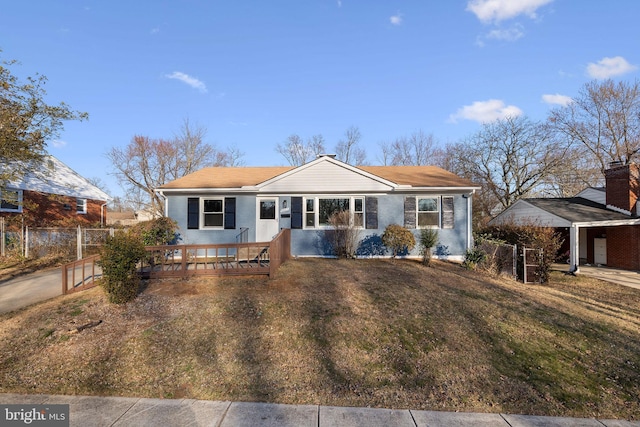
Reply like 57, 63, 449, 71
0, 258, 639, 420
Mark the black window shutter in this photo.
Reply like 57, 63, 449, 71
187, 198, 199, 229
442, 196, 454, 229
224, 197, 236, 229
404, 196, 416, 229
365, 196, 378, 229
291, 197, 303, 229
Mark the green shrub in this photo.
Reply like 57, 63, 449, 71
463, 246, 487, 270
130, 217, 179, 246
99, 231, 146, 304
418, 228, 438, 266
381, 224, 416, 258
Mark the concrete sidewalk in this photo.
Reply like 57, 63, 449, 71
1, 394, 638, 427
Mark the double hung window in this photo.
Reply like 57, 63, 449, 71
203, 199, 224, 227
0, 189, 22, 212
188, 197, 236, 230
77, 198, 87, 214
417, 197, 439, 228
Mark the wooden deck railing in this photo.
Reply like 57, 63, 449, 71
61, 230, 291, 292
139, 228, 291, 279
62, 254, 102, 295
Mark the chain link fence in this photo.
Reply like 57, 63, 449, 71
476, 239, 517, 279
0, 219, 114, 261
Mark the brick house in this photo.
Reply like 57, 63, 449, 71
0, 156, 111, 227
489, 163, 640, 272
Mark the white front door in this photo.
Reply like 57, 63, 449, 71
256, 198, 279, 242
594, 238, 607, 265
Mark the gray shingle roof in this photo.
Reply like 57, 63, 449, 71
526, 197, 632, 223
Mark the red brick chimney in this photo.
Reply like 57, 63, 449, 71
604, 162, 640, 216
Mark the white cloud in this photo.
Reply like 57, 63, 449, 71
337, 0, 342, 7
586, 56, 638, 79
542, 93, 572, 106
486, 24, 523, 41
449, 99, 523, 124
390, 13, 402, 26
466, 0, 553, 23
150, 27, 160, 35
51, 140, 67, 148
476, 24, 524, 46
165, 71, 208, 93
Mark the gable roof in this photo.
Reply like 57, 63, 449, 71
6, 155, 111, 201
490, 196, 640, 227
158, 156, 477, 192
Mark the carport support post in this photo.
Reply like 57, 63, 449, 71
569, 224, 580, 273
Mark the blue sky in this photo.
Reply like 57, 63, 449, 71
2, 0, 639, 199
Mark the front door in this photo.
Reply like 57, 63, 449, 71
594, 238, 607, 265
256, 198, 279, 242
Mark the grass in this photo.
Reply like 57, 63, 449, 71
0, 258, 638, 420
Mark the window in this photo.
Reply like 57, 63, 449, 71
442, 196, 454, 229
202, 198, 224, 228
188, 197, 235, 229
319, 198, 350, 226
76, 198, 87, 214
260, 200, 276, 220
354, 198, 364, 227
305, 198, 315, 227
417, 197, 439, 228
0, 189, 22, 212
304, 196, 364, 228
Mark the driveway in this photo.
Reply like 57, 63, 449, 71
553, 263, 640, 290
0, 268, 62, 315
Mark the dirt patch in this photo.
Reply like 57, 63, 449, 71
0, 259, 638, 420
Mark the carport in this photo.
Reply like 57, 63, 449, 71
490, 196, 640, 274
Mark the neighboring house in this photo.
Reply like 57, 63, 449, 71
0, 155, 111, 227
106, 210, 138, 227
489, 162, 640, 272
157, 155, 479, 260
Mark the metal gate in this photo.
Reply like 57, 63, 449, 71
522, 247, 544, 284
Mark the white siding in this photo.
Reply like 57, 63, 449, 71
259, 161, 394, 193
576, 188, 606, 205
490, 201, 571, 227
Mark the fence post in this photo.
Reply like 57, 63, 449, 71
77, 225, 82, 260
24, 226, 29, 258
512, 244, 517, 279
1, 217, 4, 257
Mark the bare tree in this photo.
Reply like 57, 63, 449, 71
452, 116, 565, 214
540, 145, 603, 197
379, 130, 439, 166
276, 134, 326, 166
106, 120, 243, 215
335, 126, 367, 165
549, 79, 640, 174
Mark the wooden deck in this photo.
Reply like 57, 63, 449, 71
139, 228, 291, 279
